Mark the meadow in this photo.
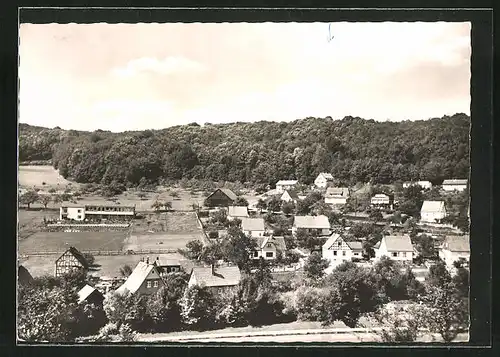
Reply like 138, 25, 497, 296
18, 165, 78, 189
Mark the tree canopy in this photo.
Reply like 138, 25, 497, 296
19, 114, 470, 187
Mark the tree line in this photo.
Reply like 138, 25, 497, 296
19, 113, 470, 188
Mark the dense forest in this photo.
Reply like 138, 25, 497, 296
18, 113, 470, 187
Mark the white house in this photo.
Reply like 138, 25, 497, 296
275, 180, 298, 194
252, 236, 286, 260
322, 233, 363, 267
439, 235, 470, 268
403, 181, 433, 190
324, 187, 350, 206
60, 204, 136, 221
292, 215, 330, 236
314, 173, 334, 188
420, 200, 447, 223
241, 217, 266, 237
442, 179, 468, 192
375, 235, 414, 262
371, 193, 393, 209
227, 206, 249, 220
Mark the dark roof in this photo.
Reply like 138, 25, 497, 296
207, 188, 237, 201
77, 284, 104, 304
191, 265, 241, 287
18, 265, 34, 284
56, 247, 89, 268
441, 235, 470, 252
345, 241, 363, 251
282, 189, 300, 200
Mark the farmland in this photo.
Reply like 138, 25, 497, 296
18, 231, 128, 255
18, 165, 77, 189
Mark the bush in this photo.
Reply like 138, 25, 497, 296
208, 231, 219, 239
295, 286, 328, 321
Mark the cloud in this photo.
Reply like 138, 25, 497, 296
110, 56, 208, 78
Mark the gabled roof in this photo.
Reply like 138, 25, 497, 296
441, 235, 470, 253
421, 200, 446, 212
372, 193, 389, 198
276, 180, 298, 186
77, 284, 104, 304
56, 247, 89, 268
317, 173, 334, 180
294, 215, 330, 229
115, 261, 162, 295
442, 179, 468, 185
382, 235, 413, 252
281, 189, 299, 200
374, 241, 381, 250
191, 265, 241, 287
326, 187, 349, 197
323, 233, 341, 249
207, 188, 237, 201
256, 236, 286, 251
345, 241, 363, 251
227, 206, 249, 217
241, 217, 265, 231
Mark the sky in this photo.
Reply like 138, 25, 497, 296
18, 22, 471, 132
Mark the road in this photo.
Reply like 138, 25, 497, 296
138, 328, 469, 344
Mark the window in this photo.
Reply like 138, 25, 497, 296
267, 243, 272, 248
146, 281, 151, 288
402, 252, 407, 258
354, 252, 359, 256
392, 252, 398, 257
266, 252, 274, 258
153, 280, 158, 287
342, 251, 346, 256
77, 215, 82, 220
254, 251, 259, 257
77, 209, 82, 213
333, 251, 337, 256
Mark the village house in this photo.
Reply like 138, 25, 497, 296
59, 204, 136, 222
153, 257, 182, 276
314, 173, 335, 188
275, 180, 298, 194
227, 205, 249, 220
55, 246, 89, 277
370, 193, 394, 209
324, 187, 350, 206
374, 235, 414, 262
77, 284, 105, 306
403, 181, 433, 190
442, 179, 468, 192
188, 264, 241, 295
420, 200, 447, 223
322, 233, 363, 267
292, 215, 331, 236
252, 236, 287, 260
241, 217, 266, 237
18, 265, 34, 285
115, 259, 165, 296
204, 188, 238, 207
280, 189, 299, 204
439, 235, 470, 268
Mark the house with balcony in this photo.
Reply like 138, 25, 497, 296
59, 204, 135, 222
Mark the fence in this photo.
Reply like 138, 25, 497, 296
20, 248, 179, 257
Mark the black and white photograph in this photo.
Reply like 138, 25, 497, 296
17, 14, 475, 344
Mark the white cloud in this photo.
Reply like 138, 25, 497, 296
110, 56, 208, 78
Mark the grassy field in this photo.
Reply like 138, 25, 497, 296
18, 209, 59, 239
18, 165, 78, 189
18, 231, 128, 255
124, 232, 203, 251
19, 252, 196, 279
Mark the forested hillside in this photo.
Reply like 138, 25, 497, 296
18, 113, 470, 187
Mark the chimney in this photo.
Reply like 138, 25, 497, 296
146, 256, 149, 264
211, 263, 215, 275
